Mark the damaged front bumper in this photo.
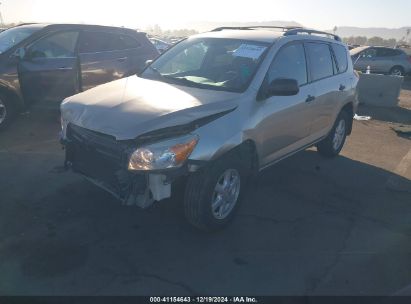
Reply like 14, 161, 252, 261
63, 123, 194, 208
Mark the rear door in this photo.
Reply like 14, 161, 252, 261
304, 42, 338, 137
18, 30, 80, 103
78, 31, 131, 91
255, 42, 316, 166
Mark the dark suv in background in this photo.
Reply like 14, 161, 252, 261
0, 23, 159, 130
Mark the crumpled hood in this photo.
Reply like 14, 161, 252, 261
61, 76, 240, 140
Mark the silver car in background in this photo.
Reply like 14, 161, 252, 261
350, 46, 411, 76
61, 27, 359, 231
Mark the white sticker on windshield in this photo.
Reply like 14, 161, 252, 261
233, 44, 267, 60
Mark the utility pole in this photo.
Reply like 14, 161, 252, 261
0, 2, 5, 28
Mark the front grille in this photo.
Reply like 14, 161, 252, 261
66, 123, 140, 199
67, 124, 124, 161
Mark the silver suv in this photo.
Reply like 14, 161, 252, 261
61, 27, 359, 231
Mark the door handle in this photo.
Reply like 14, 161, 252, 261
305, 95, 316, 103
117, 57, 127, 62
339, 84, 346, 91
58, 67, 73, 70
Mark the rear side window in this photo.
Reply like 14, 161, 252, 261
376, 48, 403, 57
305, 43, 334, 81
79, 31, 141, 53
79, 32, 117, 53
267, 43, 307, 86
332, 44, 348, 73
118, 34, 141, 49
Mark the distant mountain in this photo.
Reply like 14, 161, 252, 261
329, 26, 411, 40
184, 21, 302, 32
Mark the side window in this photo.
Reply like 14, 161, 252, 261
305, 43, 334, 81
267, 43, 307, 86
118, 34, 141, 49
28, 31, 79, 59
79, 31, 119, 53
361, 48, 377, 58
377, 48, 401, 57
332, 44, 348, 73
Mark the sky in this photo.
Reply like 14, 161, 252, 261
1, 0, 411, 30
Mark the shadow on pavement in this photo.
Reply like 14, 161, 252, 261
1, 146, 410, 295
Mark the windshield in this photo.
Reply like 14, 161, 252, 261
141, 38, 270, 92
0, 26, 41, 54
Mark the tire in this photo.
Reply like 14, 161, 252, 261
0, 93, 15, 131
317, 110, 349, 158
389, 66, 404, 77
184, 155, 248, 232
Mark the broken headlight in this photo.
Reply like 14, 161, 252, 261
128, 134, 199, 171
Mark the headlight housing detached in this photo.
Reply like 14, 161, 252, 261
128, 134, 199, 171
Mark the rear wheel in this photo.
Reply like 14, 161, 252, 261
184, 156, 247, 231
389, 66, 404, 76
0, 94, 15, 131
317, 110, 349, 158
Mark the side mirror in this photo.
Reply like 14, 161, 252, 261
266, 78, 299, 97
145, 59, 153, 67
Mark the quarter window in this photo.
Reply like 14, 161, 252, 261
306, 43, 334, 81
332, 44, 348, 73
28, 31, 79, 59
267, 43, 307, 86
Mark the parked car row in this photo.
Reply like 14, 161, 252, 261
0, 23, 159, 130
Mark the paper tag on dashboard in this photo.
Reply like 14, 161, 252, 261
233, 44, 267, 60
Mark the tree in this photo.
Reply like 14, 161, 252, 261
367, 36, 384, 46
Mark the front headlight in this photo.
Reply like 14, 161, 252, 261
128, 134, 199, 171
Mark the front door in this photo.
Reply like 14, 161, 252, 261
18, 31, 80, 104
254, 42, 316, 167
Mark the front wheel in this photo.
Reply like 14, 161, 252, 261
317, 111, 349, 158
184, 157, 247, 231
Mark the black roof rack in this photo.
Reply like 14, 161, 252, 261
284, 28, 341, 41
211, 26, 303, 32
211, 26, 341, 42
